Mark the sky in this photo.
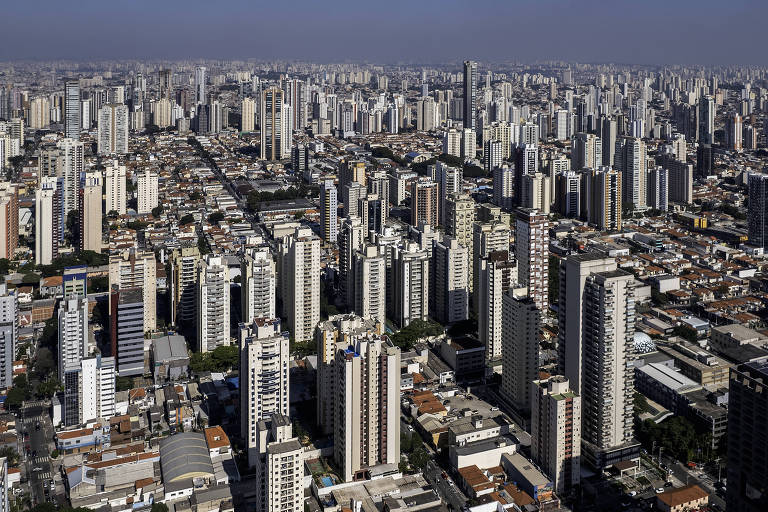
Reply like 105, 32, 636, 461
1, 0, 766, 65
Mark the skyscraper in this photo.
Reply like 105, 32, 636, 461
571, 132, 602, 171
580, 270, 638, 469
240, 319, 290, 467
463, 60, 477, 130
726, 361, 768, 512
410, 177, 439, 228
59, 296, 89, 426
392, 243, 430, 327
241, 247, 276, 324
35, 177, 61, 265
748, 173, 768, 250
531, 376, 581, 494
170, 246, 200, 328
281, 227, 320, 343
0, 183, 18, 260
64, 80, 81, 139
339, 216, 365, 307
434, 161, 462, 227
615, 136, 646, 209
194, 66, 207, 104
137, 169, 159, 215
433, 237, 469, 324
108, 249, 157, 333
241, 97, 255, 132
472, 222, 510, 307
197, 255, 231, 352
97, 104, 129, 155
698, 95, 715, 145
0, 284, 17, 389
254, 414, 304, 512
515, 209, 549, 312
501, 287, 540, 416
646, 167, 668, 212
320, 180, 338, 243
58, 138, 84, 215
586, 167, 622, 231
109, 287, 145, 376
492, 166, 514, 210
261, 87, 290, 160
352, 245, 387, 326
726, 112, 743, 151
477, 251, 516, 360
78, 171, 102, 253
334, 335, 400, 482
104, 162, 127, 215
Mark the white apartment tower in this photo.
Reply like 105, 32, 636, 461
282, 228, 320, 343
108, 249, 157, 333
79, 171, 102, 253
515, 209, 549, 312
241, 247, 276, 324
353, 245, 387, 326
97, 104, 129, 155
0, 284, 17, 389
477, 251, 516, 360
501, 287, 540, 415
320, 180, 338, 243
433, 237, 469, 324
240, 319, 290, 468
57, 138, 84, 215
35, 177, 61, 265
254, 414, 304, 512
137, 169, 159, 215
104, 162, 127, 215
392, 243, 430, 327
197, 255, 231, 352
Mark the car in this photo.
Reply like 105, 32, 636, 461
664, 481, 674, 487
655, 488, 665, 494
628, 491, 638, 497
33, 467, 43, 472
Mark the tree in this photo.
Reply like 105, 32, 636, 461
198, 235, 210, 255
179, 214, 195, 226
673, 324, 698, 343
0, 259, 10, 275
116, 376, 133, 392
151, 504, 169, 512
437, 153, 464, 167
22, 273, 40, 284
390, 319, 444, 350
5, 387, 26, 410
208, 211, 225, 224
36, 378, 61, 400
462, 164, 487, 178
151, 205, 164, 217
34, 347, 56, 377
89, 276, 109, 293
409, 446, 430, 470
0, 446, 19, 466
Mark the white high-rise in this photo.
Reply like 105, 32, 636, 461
501, 287, 540, 415
254, 414, 303, 512
59, 296, 89, 426
57, 138, 84, 215
282, 227, 320, 343
194, 66, 207, 104
241, 97, 255, 132
515, 209, 549, 312
35, 177, 60, 265
433, 237, 469, 324
241, 247, 276, 323
339, 216, 365, 307
239, 319, 290, 468
493, 166, 514, 210
477, 251, 516, 360
197, 255, 231, 352
137, 169, 158, 215
80, 355, 116, 422
392, 243, 430, 327
104, 162, 127, 215
65, 80, 81, 139
108, 249, 157, 333
434, 161, 462, 227
79, 172, 102, 254
352, 245, 387, 326
97, 104, 129, 155
320, 180, 338, 243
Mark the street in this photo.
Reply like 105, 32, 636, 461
424, 460, 467, 511
20, 400, 63, 507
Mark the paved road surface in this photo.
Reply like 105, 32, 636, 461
20, 401, 62, 507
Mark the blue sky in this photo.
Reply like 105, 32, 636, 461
1, 0, 765, 64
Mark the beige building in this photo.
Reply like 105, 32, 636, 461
241, 247, 276, 324
170, 246, 200, 328
255, 414, 304, 512
104, 162, 126, 215
472, 222, 509, 309
392, 242, 430, 328
334, 335, 400, 482
108, 249, 156, 333
79, 172, 102, 253
281, 227, 320, 343
136, 169, 158, 215
241, 97, 255, 132
433, 237, 469, 324
353, 245, 387, 326
477, 251, 516, 361
515, 208, 549, 312
531, 376, 581, 494
197, 255, 231, 352
0, 183, 18, 260
502, 287, 540, 414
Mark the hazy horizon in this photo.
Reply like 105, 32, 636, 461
1, 0, 766, 66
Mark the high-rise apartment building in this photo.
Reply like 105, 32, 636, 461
748, 173, 768, 250
97, 104, 129, 155
615, 136, 646, 209
698, 95, 715, 145
59, 296, 89, 426
339, 216, 365, 307
104, 162, 127, 215
35, 177, 61, 265
726, 112, 743, 152
241, 97, 255, 132
109, 287, 145, 376
520, 173, 552, 214
320, 180, 338, 243
334, 336, 400, 482
254, 414, 304, 512
646, 167, 668, 212
353, 245, 387, 326
108, 249, 157, 333
65, 80, 81, 139
170, 246, 200, 328
477, 251, 516, 360
392, 243, 430, 327
531, 376, 581, 494
410, 178, 439, 228
726, 361, 768, 512
240, 319, 290, 467
571, 132, 602, 171
197, 255, 231, 352
194, 66, 206, 104
261, 87, 290, 161
58, 138, 84, 215
434, 162, 462, 227
472, 222, 509, 307
0, 183, 18, 260
78, 355, 116, 423
0, 284, 17, 389
580, 270, 637, 469
281, 227, 320, 343
586, 167, 622, 231
79, 171, 102, 253
443, 128, 462, 157
463, 61, 477, 130
515, 208, 549, 312
501, 287, 540, 416
433, 237, 469, 324
493, 166, 514, 210
137, 169, 159, 215
241, 247, 276, 324
554, 171, 581, 218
